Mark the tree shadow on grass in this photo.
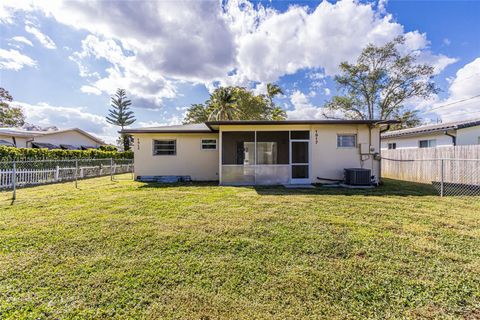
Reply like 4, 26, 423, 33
137, 179, 439, 197
138, 181, 219, 189
253, 179, 439, 197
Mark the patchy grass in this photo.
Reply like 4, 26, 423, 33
0, 176, 479, 319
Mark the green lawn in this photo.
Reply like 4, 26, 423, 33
0, 176, 479, 319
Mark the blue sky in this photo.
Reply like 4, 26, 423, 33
0, 0, 479, 143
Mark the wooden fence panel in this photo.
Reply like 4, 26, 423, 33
382, 145, 480, 185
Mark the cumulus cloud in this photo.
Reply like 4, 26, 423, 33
70, 35, 177, 106
230, 0, 454, 83
43, 0, 235, 82
0, 48, 36, 70
287, 90, 326, 120
2, 0, 458, 112
4, 0, 457, 81
25, 24, 56, 49
424, 58, 480, 121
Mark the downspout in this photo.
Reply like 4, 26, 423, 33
12, 136, 17, 147
444, 130, 456, 146
26, 138, 35, 148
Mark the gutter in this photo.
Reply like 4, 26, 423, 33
444, 130, 456, 146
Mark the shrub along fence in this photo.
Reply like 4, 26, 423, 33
0, 158, 134, 199
0, 145, 133, 161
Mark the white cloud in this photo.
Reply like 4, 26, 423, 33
424, 58, 480, 121
0, 0, 35, 24
80, 85, 102, 96
11, 36, 33, 46
2, 0, 458, 110
324, 88, 331, 96
71, 35, 177, 106
287, 90, 326, 120
43, 0, 235, 82
25, 24, 56, 49
0, 48, 36, 70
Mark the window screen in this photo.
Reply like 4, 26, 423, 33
201, 139, 217, 150
290, 131, 310, 140
153, 139, 176, 155
419, 139, 436, 148
337, 134, 357, 148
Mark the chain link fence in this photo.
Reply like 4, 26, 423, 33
0, 158, 134, 199
382, 157, 480, 196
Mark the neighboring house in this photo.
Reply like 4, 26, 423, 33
381, 119, 480, 150
122, 120, 396, 185
0, 128, 105, 149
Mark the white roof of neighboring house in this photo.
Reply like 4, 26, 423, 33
382, 118, 480, 139
0, 127, 105, 145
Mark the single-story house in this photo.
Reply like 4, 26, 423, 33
0, 127, 105, 149
122, 120, 396, 185
381, 118, 480, 150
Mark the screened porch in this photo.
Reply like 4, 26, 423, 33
220, 131, 310, 185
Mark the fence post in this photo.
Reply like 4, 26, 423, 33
12, 160, 16, 200
440, 159, 444, 197
55, 165, 59, 181
110, 158, 113, 181
75, 159, 78, 188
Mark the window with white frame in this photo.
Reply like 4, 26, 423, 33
201, 139, 217, 150
388, 143, 397, 150
337, 134, 357, 148
153, 139, 176, 155
419, 139, 436, 148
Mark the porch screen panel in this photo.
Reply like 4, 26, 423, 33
256, 131, 289, 164
222, 131, 255, 185
222, 132, 255, 165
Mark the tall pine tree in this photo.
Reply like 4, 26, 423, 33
106, 89, 136, 151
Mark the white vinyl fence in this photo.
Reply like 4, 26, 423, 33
382, 145, 480, 196
0, 158, 133, 192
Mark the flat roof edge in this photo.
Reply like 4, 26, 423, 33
120, 129, 214, 134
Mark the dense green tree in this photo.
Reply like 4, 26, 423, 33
323, 36, 438, 128
0, 88, 25, 127
208, 87, 238, 121
270, 106, 287, 120
266, 83, 285, 120
183, 103, 210, 124
106, 89, 136, 151
183, 85, 287, 123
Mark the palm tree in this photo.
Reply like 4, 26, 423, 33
270, 106, 287, 120
207, 87, 238, 121
266, 83, 286, 120
266, 83, 283, 109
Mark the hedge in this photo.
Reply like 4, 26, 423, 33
0, 146, 133, 161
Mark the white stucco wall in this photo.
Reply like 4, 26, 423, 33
132, 124, 382, 184
381, 133, 454, 149
218, 124, 381, 183
132, 133, 220, 181
33, 130, 102, 148
456, 126, 480, 145
0, 135, 28, 147
311, 124, 380, 182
